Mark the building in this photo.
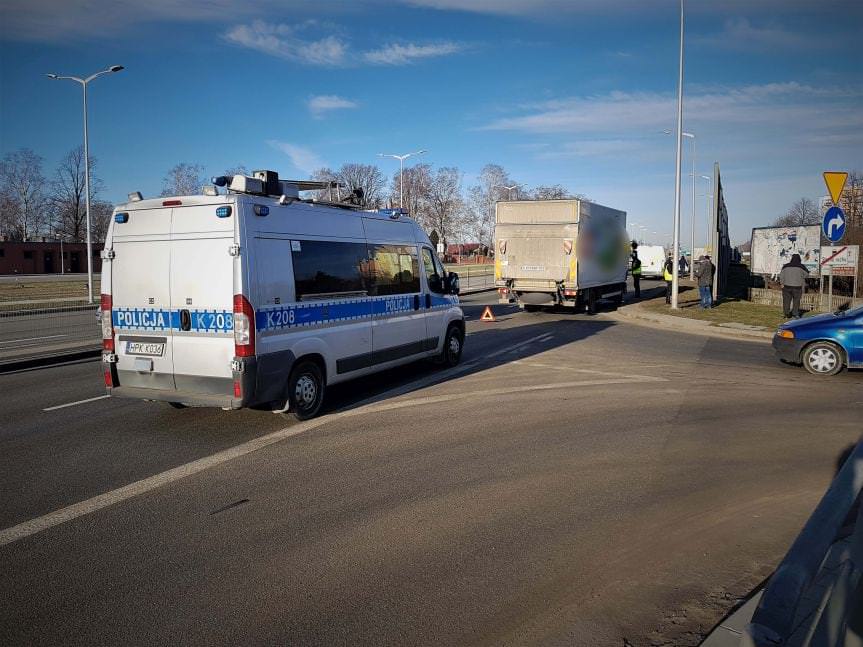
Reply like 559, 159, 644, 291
0, 240, 103, 275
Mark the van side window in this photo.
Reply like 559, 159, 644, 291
292, 240, 368, 300
367, 244, 420, 295
421, 247, 445, 294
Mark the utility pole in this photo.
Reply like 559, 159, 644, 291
670, 0, 685, 309
377, 150, 427, 209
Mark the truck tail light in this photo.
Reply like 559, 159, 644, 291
563, 289, 577, 297
233, 294, 255, 357
100, 293, 114, 351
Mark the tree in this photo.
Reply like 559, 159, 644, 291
90, 200, 114, 244
223, 164, 248, 178
49, 145, 104, 242
390, 163, 432, 220
531, 185, 568, 200
161, 163, 205, 197
426, 167, 465, 247
465, 164, 518, 249
774, 197, 819, 226
336, 163, 386, 208
0, 148, 47, 241
310, 167, 341, 201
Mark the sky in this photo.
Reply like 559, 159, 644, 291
1, 0, 861, 245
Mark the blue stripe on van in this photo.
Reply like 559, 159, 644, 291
112, 308, 234, 332
255, 294, 458, 332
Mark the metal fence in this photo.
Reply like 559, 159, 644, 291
447, 265, 495, 291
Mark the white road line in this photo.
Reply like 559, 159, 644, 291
0, 334, 68, 345
0, 373, 666, 547
512, 360, 661, 379
43, 395, 110, 412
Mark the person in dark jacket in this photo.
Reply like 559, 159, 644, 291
631, 253, 642, 298
663, 254, 674, 304
693, 255, 715, 308
779, 253, 808, 318
678, 255, 689, 274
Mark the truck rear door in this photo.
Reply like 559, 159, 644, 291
111, 207, 176, 390
169, 204, 236, 394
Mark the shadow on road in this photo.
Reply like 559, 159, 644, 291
324, 308, 619, 415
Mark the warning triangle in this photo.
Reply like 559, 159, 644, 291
823, 171, 848, 205
480, 306, 496, 322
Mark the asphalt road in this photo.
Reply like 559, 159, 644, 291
2, 286, 861, 646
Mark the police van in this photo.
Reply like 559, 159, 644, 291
100, 170, 464, 419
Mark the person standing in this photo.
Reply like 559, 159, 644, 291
779, 253, 808, 318
663, 254, 674, 304
693, 255, 715, 309
631, 253, 642, 298
678, 254, 688, 275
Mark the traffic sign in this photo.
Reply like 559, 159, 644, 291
823, 171, 848, 205
820, 245, 859, 276
822, 206, 846, 243
480, 306, 496, 322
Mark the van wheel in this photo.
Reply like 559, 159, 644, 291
439, 325, 463, 368
802, 342, 844, 376
288, 361, 325, 420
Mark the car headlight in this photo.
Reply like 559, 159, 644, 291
777, 329, 795, 339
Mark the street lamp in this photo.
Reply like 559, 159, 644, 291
664, 128, 696, 279
669, 0, 685, 308
46, 64, 124, 304
377, 150, 427, 209
497, 184, 520, 200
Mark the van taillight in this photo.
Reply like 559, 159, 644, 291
233, 294, 255, 357
100, 293, 114, 351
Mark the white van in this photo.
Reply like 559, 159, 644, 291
100, 171, 464, 419
635, 245, 667, 279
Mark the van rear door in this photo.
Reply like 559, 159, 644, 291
169, 204, 236, 394
111, 207, 176, 390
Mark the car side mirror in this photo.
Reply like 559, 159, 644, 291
446, 272, 460, 295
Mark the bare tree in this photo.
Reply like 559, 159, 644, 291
390, 163, 432, 220
336, 163, 386, 208
49, 146, 104, 242
531, 185, 568, 200
309, 167, 340, 201
426, 167, 465, 247
774, 197, 819, 226
0, 148, 47, 240
90, 199, 114, 244
465, 164, 519, 249
840, 171, 862, 228
223, 164, 248, 178
161, 163, 205, 197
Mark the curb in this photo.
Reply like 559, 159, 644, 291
0, 347, 102, 373
612, 300, 773, 342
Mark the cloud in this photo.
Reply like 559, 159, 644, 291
363, 41, 465, 65
267, 140, 325, 175
481, 83, 863, 137
692, 17, 812, 51
307, 95, 358, 118
224, 21, 347, 66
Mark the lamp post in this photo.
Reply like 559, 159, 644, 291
500, 184, 519, 200
47, 64, 124, 304
377, 150, 427, 209
664, 129, 695, 279
670, 0, 685, 308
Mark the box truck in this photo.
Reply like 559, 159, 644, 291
494, 199, 628, 312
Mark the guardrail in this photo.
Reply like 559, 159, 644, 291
447, 265, 494, 291
742, 436, 863, 646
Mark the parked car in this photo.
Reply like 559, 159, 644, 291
772, 304, 863, 375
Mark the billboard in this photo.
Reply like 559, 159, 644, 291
750, 225, 821, 278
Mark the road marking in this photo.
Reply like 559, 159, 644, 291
485, 333, 551, 360
512, 360, 659, 379
43, 395, 110, 412
0, 373, 666, 547
0, 334, 68, 345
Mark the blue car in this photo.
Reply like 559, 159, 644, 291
773, 304, 863, 375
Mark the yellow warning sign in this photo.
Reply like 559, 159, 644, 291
480, 306, 496, 322
823, 171, 848, 205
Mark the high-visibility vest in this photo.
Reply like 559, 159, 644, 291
663, 265, 673, 281
632, 264, 641, 276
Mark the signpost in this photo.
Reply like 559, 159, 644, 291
819, 245, 859, 310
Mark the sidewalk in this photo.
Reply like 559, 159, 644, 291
610, 286, 774, 342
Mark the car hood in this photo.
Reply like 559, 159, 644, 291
780, 311, 848, 330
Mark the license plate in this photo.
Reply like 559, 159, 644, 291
126, 341, 165, 357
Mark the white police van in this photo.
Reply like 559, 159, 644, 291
100, 170, 464, 419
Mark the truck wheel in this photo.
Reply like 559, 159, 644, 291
288, 360, 325, 420
586, 289, 598, 314
802, 342, 844, 376
439, 325, 463, 368
524, 304, 539, 313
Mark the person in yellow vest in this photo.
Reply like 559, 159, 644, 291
631, 253, 642, 298
663, 253, 674, 304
